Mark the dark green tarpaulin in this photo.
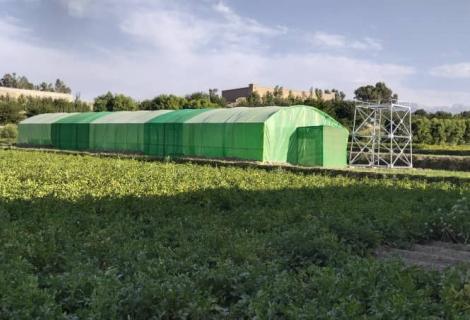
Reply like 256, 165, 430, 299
89, 110, 173, 153
51, 112, 111, 150
17, 113, 77, 146
144, 109, 210, 156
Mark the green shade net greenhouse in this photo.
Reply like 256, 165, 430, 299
89, 110, 173, 153
144, 105, 348, 165
17, 105, 349, 167
51, 112, 111, 150
17, 113, 78, 146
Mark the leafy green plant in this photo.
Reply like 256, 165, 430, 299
0, 149, 469, 318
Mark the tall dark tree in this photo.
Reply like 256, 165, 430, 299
54, 79, 72, 94
354, 82, 398, 103
413, 109, 428, 117
0, 73, 18, 88
37, 82, 54, 92
314, 88, 323, 101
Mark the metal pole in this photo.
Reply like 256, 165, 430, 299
389, 103, 393, 168
409, 108, 413, 168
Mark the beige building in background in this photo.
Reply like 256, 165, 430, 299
222, 83, 336, 104
0, 86, 74, 102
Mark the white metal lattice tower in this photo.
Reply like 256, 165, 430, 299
349, 101, 413, 168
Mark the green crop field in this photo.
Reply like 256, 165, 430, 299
414, 144, 470, 156
1, 150, 470, 319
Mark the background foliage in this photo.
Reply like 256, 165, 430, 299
1, 75, 470, 146
0, 73, 71, 94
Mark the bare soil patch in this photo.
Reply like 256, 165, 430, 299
376, 241, 470, 272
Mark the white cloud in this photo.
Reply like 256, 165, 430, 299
312, 31, 382, 51
121, 1, 285, 54
2, 3, 440, 106
121, 10, 212, 54
212, 1, 286, 37
57, 0, 92, 17
430, 62, 470, 78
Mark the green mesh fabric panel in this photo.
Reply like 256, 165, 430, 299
51, 112, 111, 150
183, 122, 264, 160
17, 113, 77, 146
322, 126, 349, 167
296, 126, 349, 167
264, 105, 345, 163
144, 109, 209, 156
145, 107, 281, 160
89, 110, 173, 153
296, 126, 324, 166
184, 107, 282, 123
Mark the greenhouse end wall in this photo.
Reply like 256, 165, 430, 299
263, 106, 345, 163
296, 126, 349, 167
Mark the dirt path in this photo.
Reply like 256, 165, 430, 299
376, 241, 470, 272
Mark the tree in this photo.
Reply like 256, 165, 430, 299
331, 89, 346, 101
413, 109, 428, 117
0, 73, 72, 93
93, 92, 114, 111
273, 86, 282, 98
38, 82, 54, 92
314, 88, 323, 101
0, 73, 17, 88
93, 92, 137, 111
464, 119, 470, 143
263, 91, 275, 105
432, 111, 453, 119
17, 76, 34, 90
412, 117, 432, 144
0, 99, 24, 124
54, 79, 72, 94
430, 118, 447, 144
245, 92, 262, 107
459, 111, 470, 118
354, 82, 398, 103
113, 94, 137, 111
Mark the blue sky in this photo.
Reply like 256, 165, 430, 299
1, 0, 469, 109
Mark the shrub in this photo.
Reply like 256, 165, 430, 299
0, 124, 18, 139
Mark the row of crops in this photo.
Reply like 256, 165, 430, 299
1, 149, 470, 318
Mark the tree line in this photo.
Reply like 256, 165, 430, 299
93, 89, 226, 112
0, 73, 71, 94
412, 115, 470, 145
0, 95, 89, 124
1, 77, 470, 145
